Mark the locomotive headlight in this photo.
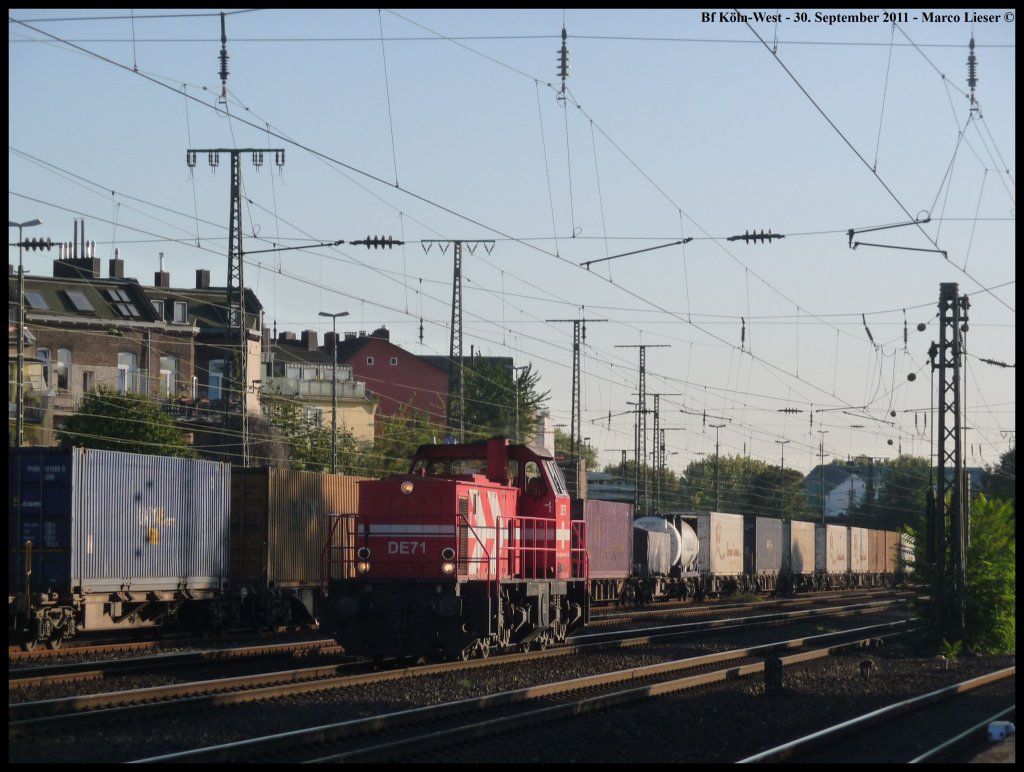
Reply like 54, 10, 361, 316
400, 481, 414, 494
356, 560, 371, 574
441, 547, 455, 561
441, 561, 455, 575
357, 546, 371, 560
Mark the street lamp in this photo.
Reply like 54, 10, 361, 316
775, 439, 790, 519
710, 423, 726, 510
318, 310, 350, 473
9, 218, 43, 447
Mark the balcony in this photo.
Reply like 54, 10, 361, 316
261, 376, 366, 401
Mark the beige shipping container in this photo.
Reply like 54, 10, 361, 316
815, 524, 848, 573
849, 527, 869, 573
884, 531, 900, 573
231, 467, 364, 591
867, 529, 886, 573
788, 520, 816, 575
696, 512, 744, 575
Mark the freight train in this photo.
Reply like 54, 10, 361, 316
582, 506, 914, 606
322, 437, 915, 661
8, 446, 363, 651
9, 441, 914, 656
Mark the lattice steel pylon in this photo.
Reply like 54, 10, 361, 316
448, 241, 464, 442
187, 147, 284, 465
547, 316, 607, 458
617, 344, 669, 516
934, 282, 970, 641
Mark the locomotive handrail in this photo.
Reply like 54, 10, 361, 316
320, 513, 357, 597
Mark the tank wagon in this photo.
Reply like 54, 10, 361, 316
323, 438, 589, 661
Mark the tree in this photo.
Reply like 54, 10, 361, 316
461, 360, 548, 442
983, 446, 1015, 504
908, 494, 1015, 654
852, 455, 931, 531
58, 386, 194, 458
675, 454, 812, 519
360, 401, 440, 477
554, 428, 599, 468
259, 392, 365, 473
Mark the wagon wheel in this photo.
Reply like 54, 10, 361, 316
457, 645, 473, 662
21, 639, 37, 653
519, 641, 533, 653
477, 639, 490, 659
47, 635, 63, 650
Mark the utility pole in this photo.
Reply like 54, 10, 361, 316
617, 344, 669, 517
818, 430, 829, 524
9, 219, 45, 448
547, 316, 607, 458
775, 439, 791, 519
187, 147, 285, 464
711, 423, 726, 510
934, 282, 970, 642
421, 239, 495, 443
657, 426, 685, 513
647, 393, 680, 512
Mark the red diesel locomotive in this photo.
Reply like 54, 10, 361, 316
322, 438, 589, 661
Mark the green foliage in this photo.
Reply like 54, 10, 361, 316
939, 638, 963, 661
908, 494, 1015, 654
260, 393, 368, 473
554, 428, 599, 469
57, 387, 194, 458
849, 455, 931, 531
673, 454, 812, 519
461, 360, 548, 442
58, 384, 195, 456
983, 446, 1015, 504
360, 402, 440, 478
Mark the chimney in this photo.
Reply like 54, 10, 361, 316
301, 329, 318, 351
196, 269, 210, 289
109, 248, 125, 279
154, 252, 170, 288
344, 332, 357, 341
325, 331, 339, 352
278, 331, 297, 342
358, 330, 367, 338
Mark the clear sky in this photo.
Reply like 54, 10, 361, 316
8, 9, 1016, 476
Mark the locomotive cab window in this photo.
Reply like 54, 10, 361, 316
524, 461, 548, 496
544, 460, 569, 497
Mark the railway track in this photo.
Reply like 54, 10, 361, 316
738, 668, 1015, 763
130, 628, 906, 763
9, 601, 907, 732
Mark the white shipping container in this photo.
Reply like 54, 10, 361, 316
789, 520, 816, 575
815, 524, 849, 573
849, 527, 869, 573
696, 512, 744, 575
